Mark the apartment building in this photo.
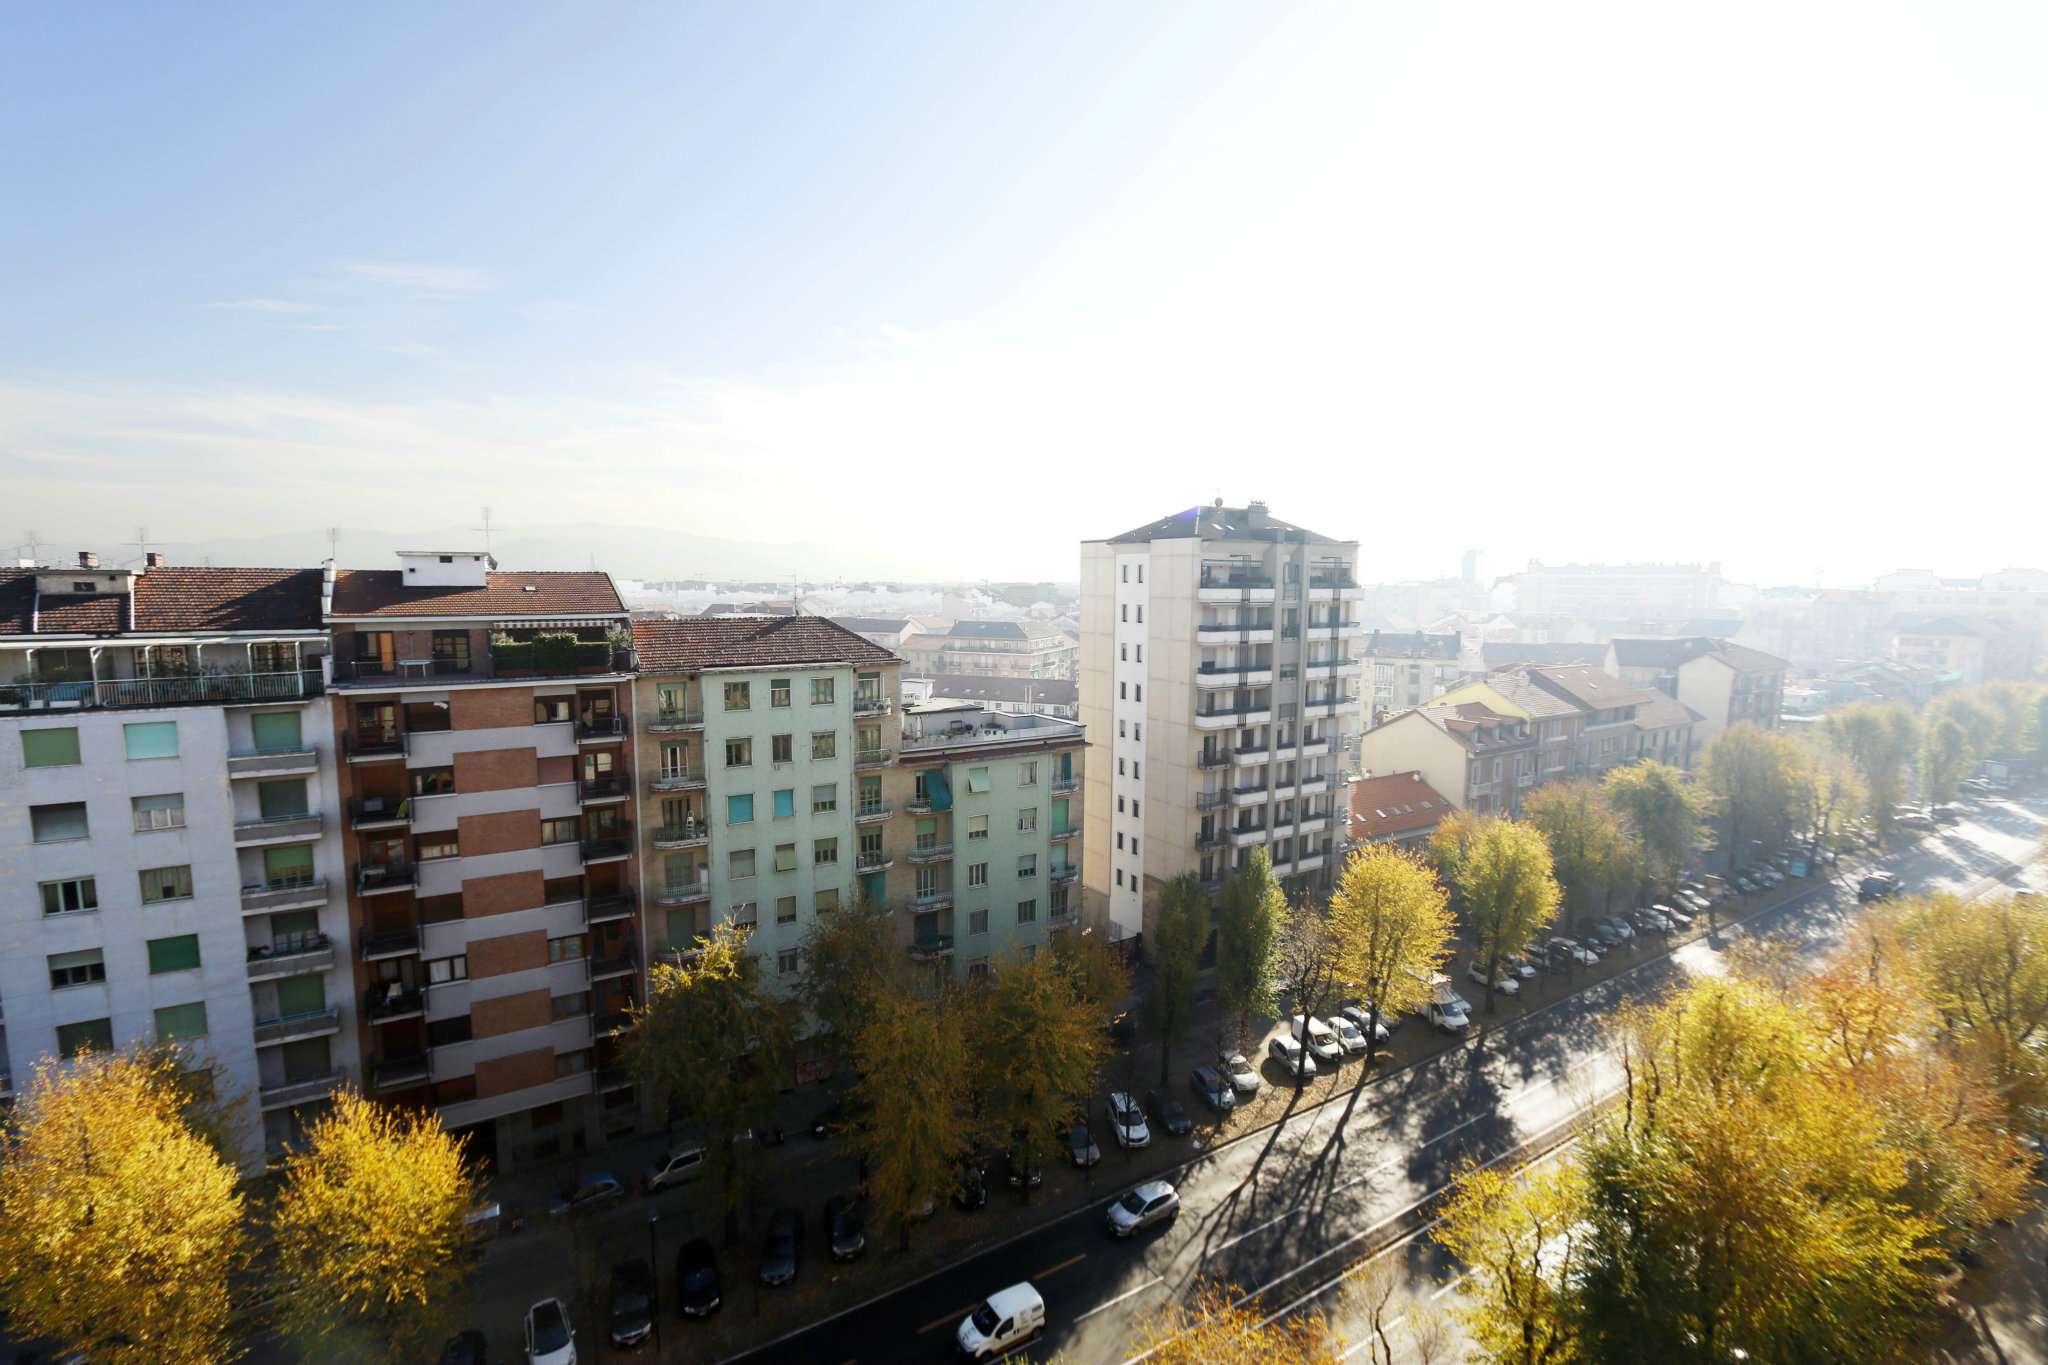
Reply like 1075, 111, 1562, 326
1357, 701, 1537, 817
1511, 561, 1725, 621
893, 701, 1085, 983
919, 674, 1080, 719
899, 619, 1079, 681
1361, 630, 1462, 726
1080, 501, 1362, 945
327, 552, 637, 1172
1887, 616, 1988, 687
0, 555, 347, 1170
1606, 637, 1789, 747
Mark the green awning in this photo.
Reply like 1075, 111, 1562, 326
928, 767, 954, 813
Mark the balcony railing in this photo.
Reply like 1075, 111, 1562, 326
253, 1006, 342, 1047
907, 841, 954, 864
853, 697, 891, 718
585, 891, 637, 924
910, 890, 954, 912
246, 934, 335, 981
648, 767, 707, 792
596, 1064, 636, 1093
578, 774, 628, 802
576, 716, 627, 742
581, 830, 633, 862
588, 946, 639, 981
1197, 750, 1234, 769
644, 706, 705, 731
260, 1073, 342, 1111
650, 821, 708, 849
591, 1008, 631, 1037
233, 811, 322, 845
1050, 825, 1080, 841
652, 877, 711, 906
360, 928, 422, 960
1050, 866, 1079, 884
0, 669, 322, 714
853, 748, 893, 768
907, 934, 955, 959
333, 645, 629, 687
1050, 775, 1080, 794
240, 878, 329, 914
855, 850, 894, 873
355, 861, 416, 895
1199, 571, 1274, 589
349, 797, 410, 828
364, 988, 425, 1023
226, 745, 319, 778
371, 1054, 430, 1092
855, 801, 892, 823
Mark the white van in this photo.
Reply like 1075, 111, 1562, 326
957, 1281, 1046, 1358
1289, 1014, 1345, 1063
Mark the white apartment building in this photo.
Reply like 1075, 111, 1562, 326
0, 556, 351, 1170
1080, 501, 1362, 946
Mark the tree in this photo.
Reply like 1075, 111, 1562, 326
1898, 891, 2048, 1118
1214, 847, 1287, 1048
1790, 733, 1865, 852
270, 1088, 483, 1363
1327, 843, 1454, 1120
1601, 759, 1706, 899
1124, 1280, 1345, 1364
796, 892, 903, 1063
1522, 782, 1636, 919
1272, 899, 1341, 1097
1921, 714, 1973, 803
970, 948, 1109, 1194
1432, 816, 1561, 1012
0, 1049, 246, 1365
1701, 723, 1801, 870
627, 920, 795, 1242
1050, 924, 1132, 1012
1147, 874, 1209, 1085
848, 984, 975, 1250
1433, 1157, 1588, 1365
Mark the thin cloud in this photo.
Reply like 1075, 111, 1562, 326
211, 297, 318, 315
337, 259, 494, 297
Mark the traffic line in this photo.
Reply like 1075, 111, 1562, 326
916, 1304, 974, 1335
1035, 1251, 1087, 1278
1076, 1275, 1166, 1323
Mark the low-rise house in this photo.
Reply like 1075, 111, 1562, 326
1361, 631, 1462, 726
1632, 692, 1703, 769
1887, 615, 1987, 687
1346, 771, 1453, 850
1605, 637, 1788, 746
1358, 701, 1538, 817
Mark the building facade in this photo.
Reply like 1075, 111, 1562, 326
1606, 637, 1788, 747
1357, 702, 1538, 817
899, 620, 1079, 681
1345, 770, 1453, 851
1360, 630, 1462, 726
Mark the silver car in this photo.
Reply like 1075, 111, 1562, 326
1106, 1091, 1150, 1149
1106, 1180, 1180, 1237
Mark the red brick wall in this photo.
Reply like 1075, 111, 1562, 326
467, 929, 547, 978
457, 809, 540, 856
474, 1048, 556, 1099
453, 747, 539, 792
452, 688, 533, 731
537, 755, 577, 786
463, 869, 545, 917
472, 989, 551, 1039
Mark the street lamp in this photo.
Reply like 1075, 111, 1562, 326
647, 1211, 662, 1353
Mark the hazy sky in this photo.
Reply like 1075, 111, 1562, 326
4, 1, 2045, 585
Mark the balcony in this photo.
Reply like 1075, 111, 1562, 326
1197, 750, 1234, 769
1231, 785, 1269, 807
596, 1065, 636, 1093
650, 821, 709, 850
1049, 825, 1080, 842
855, 801, 893, 824
233, 811, 323, 847
644, 706, 705, 732
585, 891, 637, 925
652, 876, 711, 907
247, 936, 336, 982
349, 797, 410, 830
905, 797, 935, 815
1197, 580, 1276, 605
1050, 866, 1079, 885
577, 716, 628, 743
907, 841, 954, 865
1050, 776, 1080, 795
371, 1054, 431, 1092
259, 1073, 342, 1112
1196, 666, 1276, 690
855, 850, 894, 874
909, 890, 954, 913
342, 731, 407, 763
333, 643, 629, 689
227, 746, 319, 779
1196, 706, 1271, 732
1229, 824, 1270, 848
588, 945, 639, 982
0, 668, 323, 715
648, 766, 707, 792
364, 987, 426, 1024
356, 862, 416, 896
578, 774, 629, 805
581, 830, 633, 863
253, 1006, 342, 1048
360, 928, 422, 961
907, 934, 955, 960
1196, 830, 1230, 851
240, 878, 329, 915
591, 1008, 632, 1037
853, 695, 891, 716
853, 748, 894, 769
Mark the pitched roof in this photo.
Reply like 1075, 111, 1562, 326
942, 619, 1069, 642
632, 615, 901, 673
923, 674, 1078, 707
1447, 672, 1580, 720
1524, 665, 1656, 713
1632, 693, 1704, 731
1362, 630, 1461, 661
1414, 700, 1535, 747
1348, 771, 1454, 841
330, 570, 625, 619
830, 617, 911, 634
1480, 641, 1606, 669
1889, 614, 1983, 638
0, 567, 325, 637
1608, 636, 1788, 676
1103, 503, 1347, 546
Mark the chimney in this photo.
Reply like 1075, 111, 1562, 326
144, 551, 165, 569
1244, 500, 1269, 530
77, 550, 98, 569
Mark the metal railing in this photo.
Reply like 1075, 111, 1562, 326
588, 945, 640, 980
576, 716, 627, 741
355, 861, 416, 894
253, 1006, 341, 1046
853, 747, 894, 767
649, 767, 706, 791
578, 774, 628, 801
371, 1054, 430, 1091
359, 928, 422, 960
581, 830, 633, 860
650, 821, 708, 847
348, 797, 410, 827
0, 669, 322, 713
908, 934, 955, 957
853, 696, 891, 715
855, 850, 893, 872
908, 841, 954, 863
343, 731, 408, 759
1050, 776, 1080, 794
652, 877, 711, 906
645, 706, 705, 730
364, 988, 425, 1022
855, 801, 892, 822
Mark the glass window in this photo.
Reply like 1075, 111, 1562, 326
1017, 899, 1037, 923
969, 909, 989, 935
132, 793, 185, 831
777, 895, 798, 924
968, 814, 988, 840
1017, 854, 1039, 879
250, 712, 302, 753
426, 955, 468, 984
556, 1050, 592, 1078
724, 737, 752, 767
1018, 761, 1037, 786
723, 681, 751, 711
534, 696, 572, 724
147, 934, 202, 974
726, 793, 754, 824
428, 1015, 472, 1047
1017, 808, 1037, 832
153, 1002, 209, 1042
815, 887, 840, 913
541, 817, 580, 845
813, 837, 838, 866
416, 834, 458, 861
40, 877, 98, 916
123, 721, 179, 760
773, 789, 795, 819
257, 779, 309, 819
810, 731, 836, 760
729, 849, 756, 879
548, 934, 587, 963
263, 845, 313, 888
771, 734, 793, 763
30, 802, 88, 843
811, 783, 837, 814
22, 728, 80, 767
140, 865, 194, 903
811, 677, 835, 705
57, 1019, 114, 1057
730, 901, 757, 927
49, 948, 107, 989
777, 948, 799, 975
770, 678, 791, 708
968, 767, 991, 794
430, 630, 471, 673
969, 863, 988, 887
775, 843, 797, 873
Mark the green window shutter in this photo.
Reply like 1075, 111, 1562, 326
147, 934, 202, 974
251, 712, 302, 752
665, 909, 693, 949
153, 1002, 209, 1041
123, 721, 179, 760
275, 975, 326, 1015
258, 779, 309, 819
57, 1019, 113, 1056
1052, 798, 1070, 831
270, 909, 319, 939
263, 845, 314, 886
22, 728, 81, 767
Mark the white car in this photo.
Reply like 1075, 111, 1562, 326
1324, 1014, 1370, 1055
1106, 1091, 1150, 1149
1218, 1051, 1262, 1096
525, 1297, 577, 1365
1424, 1000, 1471, 1034
1268, 1032, 1318, 1079
958, 1282, 1046, 1359
1467, 962, 1519, 996
1290, 1014, 1345, 1063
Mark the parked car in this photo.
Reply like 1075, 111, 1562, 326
523, 1298, 576, 1365
1858, 872, 1901, 903
1106, 1180, 1180, 1238
1467, 962, 1519, 995
956, 1282, 1046, 1360
1146, 1088, 1193, 1137
1325, 1013, 1370, 1055
1290, 1014, 1345, 1062
643, 1144, 706, 1194
1218, 1051, 1263, 1095
550, 1172, 625, 1217
954, 1163, 990, 1210
1654, 903, 1691, 929
1338, 1002, 1393, 1040
1106, 1092, 1150, 1149
1547, 936, 1597, 967
1629, 907, 1672, 933
1933, 804, 1966, 824
1503, 954, 1538, 979
1189, 1065, 1238, 1112
607, 1259, 655, 1347
1268, 1032, 1318, 1080
824, 1194, 866, 1261
439, 1331, 489, 1365
676, 1239, 721, 1319
759, 1208, 801, 1286
1005, 1138, 1044, 1188
1590, 921, 1628, 948
1062, 1119, 1102, 1168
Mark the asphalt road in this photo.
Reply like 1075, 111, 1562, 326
729, 796, 2048, 1365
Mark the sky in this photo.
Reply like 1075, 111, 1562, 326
3, 0, 2045, 586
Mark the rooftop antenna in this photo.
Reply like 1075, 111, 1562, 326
21, 529, 45, 565
474, 507, 497, 557
123, 526, 152, 567
327, 526, 340, 562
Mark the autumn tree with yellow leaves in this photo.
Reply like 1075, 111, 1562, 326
1125, 1280, 1346, 1365
1327, 843, 1454, 1121
849, 984, 976, 1249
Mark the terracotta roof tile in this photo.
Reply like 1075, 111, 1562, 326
135, 568, 324, 632
633, 616, 901, 673
1348, 771, 1454, 841
331, 570, 625, 619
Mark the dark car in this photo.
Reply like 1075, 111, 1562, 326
953, 1163, 990, 1210
825, 1193, 866, 1261
1004, 1139, 1043, 1189
549, 1171, 625, 1216
437, 1330, 488, 1365
1189, 1065, 1237, 1113
607, 1258, 655, 1349
759, 1207, 801, 1286
1063, 1119, 1102, 1168
676, 1238, 721, 1318
1146, 1088, 1193, 1137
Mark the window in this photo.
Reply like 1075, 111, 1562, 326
1018, 854, 1038, 879
815, 887, 840, 913
555, 1049, 592, 1077
1136, 605, 1144, 624
727, 793, 755, 824
251, 711, 302, 753
31, 802, 88, 843
153, 1002, 208, 1042
968, 960, 990, 986
1137, 564, 1144, 582
1134, 684, 1142, 702
1133, 761, 1141, 780
773, 788, 795, 819
123, 721, 178, 760
777, 948, 799, 975
724, 681, 751, 711
810, 731, 836, 760
1117, 796, 1125, 814
811, 676, 835, 705
416, 834, 459, 861
257, 778, 308, 820
49, 948, 106, 989
1131, 836, 1139, 856
729, 848, 756, 879
771, 733, 793, 763
534, 696, 572, 724
1017, 899, 1037, 923
969, 862, 989, 887
1018, 808, 1037, 832
1019, 761, 1038, 787
426, 955, 468, 984
812, 783, 837, 814
1121, 565, 1128, 582
411, 765, 454, 796
1121, 604, 1128, 622
1120, 645, 1127, 662
1115, 868, 1123, 888
548, 934, 587, 963
56, 1018, 113, 1057
1133, 723, 1142, 740
968, 767, 991, 795
775, 843, 798, 873
1136, 645, 1143, 663
967, 814, 988, 841
1117, 832, 1124, 850
131, 793, 185, 832
777, 895, 798, 924
969, 909, 989, 935
813, 837, 839, 865
431, 630, 471, 673
552, 991, 590, 1020
428, 1015, 472, 1047
22, 727, 80, 767
770, 678, 792, 708
731, 901, 758, 927
1118, 719, 1126, 738
40, 877, 98, 916
541, 817, 579, 846
264, 845, 313, 888
139, 865, 194, 903
147, 934, 201, 974
1118, 758, 1125, 777
1120, 682, 1127, 700
725, 737, 753, 767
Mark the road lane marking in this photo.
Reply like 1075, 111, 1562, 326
916, 1305, 974, 1335
1076, 1275, 1165, 1322
1035, 1251, 1087, 1278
